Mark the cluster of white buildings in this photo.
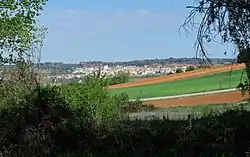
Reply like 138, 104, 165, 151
72, 64, 193, 77
44, 64, 195, 82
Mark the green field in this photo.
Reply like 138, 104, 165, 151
109, 69, 247, 99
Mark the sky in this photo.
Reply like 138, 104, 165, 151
39, 0, 237, 63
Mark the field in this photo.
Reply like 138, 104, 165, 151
108, 63, 245, 90
143, 90, 249, 107
110, 68, 247, 99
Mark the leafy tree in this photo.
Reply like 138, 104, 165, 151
0, 0, 48, 106
182, 0, 250, 96
0, 0, 48, 65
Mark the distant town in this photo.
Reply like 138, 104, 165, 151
38, 57, 236, 84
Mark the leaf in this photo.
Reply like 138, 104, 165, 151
0, 0, 48, 65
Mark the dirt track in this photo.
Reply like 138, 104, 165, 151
108, 64, 245, 90
144, 91, 249, 108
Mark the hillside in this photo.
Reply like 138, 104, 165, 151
110, 68, 246, 99
108, 63, 245, 90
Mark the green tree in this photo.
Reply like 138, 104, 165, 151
0, 0, 48, 106
0, 0, 48, 65
60, 71, 122, 129
182, 0, 250, 96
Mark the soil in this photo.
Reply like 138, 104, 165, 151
143, 91, 249, 107
108, 64, 245, 90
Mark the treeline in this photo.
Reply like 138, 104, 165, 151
78, 57, 236, 67
175, 64, 212, 73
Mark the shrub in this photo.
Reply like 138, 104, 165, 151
107, 72, 130, 85
114, 93, 155, 113
167, 72, 173, 75
60, 72, 122, 129
175, 68, 183, 73
0, 85, 76, 156
186, 66, 196, 72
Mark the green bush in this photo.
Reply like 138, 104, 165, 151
114, 92, 155, 113
186, 66, 196, 72
107, 72, 130, 85
59, 71, 123, 129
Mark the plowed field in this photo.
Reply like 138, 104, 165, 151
108, 64, 245, 90
144, 91, 249, 107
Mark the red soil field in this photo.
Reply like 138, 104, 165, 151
143, 91, 249, 108
107, 64, 245, 90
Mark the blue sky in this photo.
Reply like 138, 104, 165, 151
39, 0, 236, 63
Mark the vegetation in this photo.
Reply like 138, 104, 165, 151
3, 67, 250, 156
77, 57, 235, 67
106, 72, 130, 85
3, 87, 250, 157
2, 0, 250, 156
110, 69, 246, 99
35, 58, 232, 73
185, 66, 196, 72
144, 102, 248, 120
175, 68, 183, 73
182, 0, 250, 97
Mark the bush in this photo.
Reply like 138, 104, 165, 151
167, 72, 173, 75
186, 66, 196, 72
0, 85, 75, 156
175, 68, 183, 73
114, 93, 155, 113
107, 72, 130, 85
59, 72, 123, 129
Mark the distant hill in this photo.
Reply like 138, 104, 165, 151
77, 57, 236, 67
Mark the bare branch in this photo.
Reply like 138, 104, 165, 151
180, 0, 250, 64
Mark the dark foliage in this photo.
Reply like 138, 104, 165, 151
176, 68, 183, 73
1, 84, 250, 156
186, 66, 196, 72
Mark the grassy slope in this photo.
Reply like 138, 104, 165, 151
109, 69, 247, 99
